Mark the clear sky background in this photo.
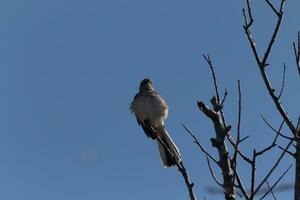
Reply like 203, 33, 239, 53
0, 0, 299, 199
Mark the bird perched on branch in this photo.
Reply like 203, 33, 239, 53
130, 78, 181, 167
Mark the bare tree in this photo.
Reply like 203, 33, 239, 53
183, 0, 299, 199
131, 1, 299, 200
242, 0, 299, 199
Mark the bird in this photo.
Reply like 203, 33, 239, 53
130, 78, 181, 167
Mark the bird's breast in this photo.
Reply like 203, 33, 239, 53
132, 94, 168, 127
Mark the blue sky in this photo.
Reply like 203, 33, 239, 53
0, 0, 299, 199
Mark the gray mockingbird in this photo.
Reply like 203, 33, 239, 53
130, 78, 181, 167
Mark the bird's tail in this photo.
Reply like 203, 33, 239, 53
156, 126, 181, 167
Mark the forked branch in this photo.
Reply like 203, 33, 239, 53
243, 0, 297, 135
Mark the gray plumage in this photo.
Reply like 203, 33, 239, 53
130, 78, 181, 167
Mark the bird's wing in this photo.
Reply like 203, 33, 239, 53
140, 120, 157, 140
139, 119, 157, 140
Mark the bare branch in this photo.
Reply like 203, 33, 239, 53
254, 116, 286, 157
243, 0, 296, 136
232, 81, 242, 184
181, 123, 219, 165
261, 115, 294, 140
203, 54, 221, 103
197, 101, 219, 121
261, 0, 285, 66
250, 150, 256, 198
244, 0, 254, 28
177, 161, 198, 200
206, 155, 223, 188
265, 0, 280, 16
232, 168, 249, 199
197, 99, 235, 199
256, 143, 276, 157
253, 137, 295, 196
224, 83, 249, 199
297, 115, 300, 133
265, 180, 277, 200
156, 135, 197, 200
202, 55, 227, 128
227, 136, 252, 164
240, 135, 250, 144
278, 63, 287, 99
260, 164, 293, 200
243, 27, 260, 67
278, 146, 295, 158
221, 89, 228, 105
293, 31, 300, 76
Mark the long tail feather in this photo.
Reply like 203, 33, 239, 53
156, 126, 181, 167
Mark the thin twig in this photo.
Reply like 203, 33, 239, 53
297, 115, 300, 134
202, 55, 227, 128
293, 31, 300, 76
232, 168, 249, 199
232, 81, 242, 184
240, 135, 250, 144
261, 115, 294, 140
260, 164, 293, 200
261, 0, 285, 66
253, 137, 295, 196
278, 63, 287, 99
265, 180, 277, 200
177, 161, 198, 200
156, 135, 197, 200
243, 0, 296, 136
278, 146, 295, 158
221, 89, 228, 105
181, 123, 219, 165
265, 0, 280, 16
227, 136, 252, 164
245, 0, 254, 27
250, 150, 257, 199
203, 54, 221, 103
255, 117, 283, 155
255, 143, 276, 157
206, 155, 223, 187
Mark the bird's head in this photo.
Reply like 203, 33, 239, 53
139, 78, 153, 92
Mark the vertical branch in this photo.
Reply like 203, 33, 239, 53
244, 0, 296, 135
243, 0, 296, 135
295, 142, 300, 200
203, 54, 221, 103
242, 0, 300, 198
201, 55, 253, 199
197, 101, 235, 200
297, 116, 300, 134
198, 56, 237, 199
203, 54, 227, 126
250, 150, 257, 199
293, 31, 300, 76
278, 63, 286, 99
232, 80, 242, 186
